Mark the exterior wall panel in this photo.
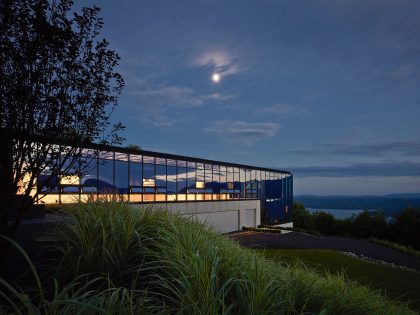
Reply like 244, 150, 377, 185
132, 200, 260, 233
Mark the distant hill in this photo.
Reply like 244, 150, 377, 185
295, 194, 420, 217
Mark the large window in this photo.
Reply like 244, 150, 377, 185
155, 158, 166, 201
204, 163, 212, 200
143, 156, 155, 202
129, 154, 142, 202
98, 151, 114, 195
81, 150, 98, 197
167, 159, 177, 201
245, 169, 255, 198
115, 153, 129, 201
239, 168, 246, 198
196, 163, 205, 200
177, 160, 187, 201
259, 171, 266, 198
226, 167, 234, 199
35, 147, 291, 212
187, 161, 196, 201
212, 165, 220, 192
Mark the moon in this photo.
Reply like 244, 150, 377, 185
212, 73, 221, 83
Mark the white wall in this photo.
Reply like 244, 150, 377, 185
131, 200, 260, 233
275, 222, 294, 228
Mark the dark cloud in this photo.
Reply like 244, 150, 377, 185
291, 161, 420, 177
285, 141, 420, 157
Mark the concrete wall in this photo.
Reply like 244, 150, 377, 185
131, 200, 260, 233
275, 221, 294, 228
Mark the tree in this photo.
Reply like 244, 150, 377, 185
391, 208, 420, 250
312, 211, 337, 235
126, 144, 142, 151
292, 201, 312, 229
0, 0, 124, 238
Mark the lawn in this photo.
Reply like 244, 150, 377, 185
258, 249, 420, 311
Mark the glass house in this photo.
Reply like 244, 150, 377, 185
37, 144, 293, 224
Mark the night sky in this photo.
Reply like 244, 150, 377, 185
78, 0, 420, 195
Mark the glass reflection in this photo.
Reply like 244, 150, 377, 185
35, 147, 292, 223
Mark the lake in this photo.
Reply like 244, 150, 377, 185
306, 208, 376, 220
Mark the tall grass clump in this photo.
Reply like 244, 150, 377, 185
133, 210, 415, 314
52, 201, 145, 287
4, 200, 414, 314
0, 236, 156, 314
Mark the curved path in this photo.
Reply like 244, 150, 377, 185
230, 231, 420, 270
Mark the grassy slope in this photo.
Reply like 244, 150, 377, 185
1, 202, 417, 314
368, 238, 420, 258
259, 249, 420, 311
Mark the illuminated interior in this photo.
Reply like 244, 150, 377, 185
29, 145, 293, 222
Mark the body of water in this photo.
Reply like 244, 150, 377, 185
306, 208, 376, 220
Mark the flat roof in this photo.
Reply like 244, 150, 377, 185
87, 142, 292, 175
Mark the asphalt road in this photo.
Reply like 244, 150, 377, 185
230, 231, 420, 270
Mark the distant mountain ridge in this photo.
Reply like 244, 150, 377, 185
295, 193, 420, 216
296, 193, 420, 199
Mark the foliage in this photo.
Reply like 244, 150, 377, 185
1, 202, 416, 313
126, 144, 142, 150
391, 208, 420, 250
291, 201, 312, 228
0, 0, 124, 237
350, 209, 387, 239
0, 235, 155, 314
312, 211, 337, 235
293, 201, 420, 251
260, 249, 420, 312
39, 202, 420, 313
51, 201, 144, 287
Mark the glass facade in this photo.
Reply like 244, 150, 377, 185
37, 145, 293, 223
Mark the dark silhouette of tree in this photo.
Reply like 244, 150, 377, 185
292, 201, 312, 228
0, 0, 124, 238
391, 208, 420, 250
126, 144, 142, 151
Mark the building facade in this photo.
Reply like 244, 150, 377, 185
37, 144, 293, 232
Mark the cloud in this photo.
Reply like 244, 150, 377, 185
293, 176, 420, 196
130, 85, 204, 107
204, 120, 280, 144
123, 73, 148, 88
140, 113, 185, 127
125, 82, 234, 127
125, 85, 200, 126
256, 103, 306, 116
291, 160, 420, 177
201, 93, 235, 102
285, 141, 420, 157
194, 51, 241, 76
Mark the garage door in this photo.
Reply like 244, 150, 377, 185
194, 210, 240, 233
242, 209, 256, 228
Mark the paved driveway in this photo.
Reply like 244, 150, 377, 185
230, 231, 420, 270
